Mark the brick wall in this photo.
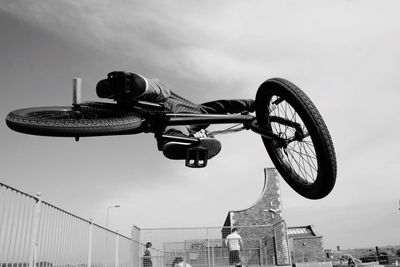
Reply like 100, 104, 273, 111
224, 168, 288, 265
222, 168, 324, 264
230, 168, 282, 228
292, 236, 324, 262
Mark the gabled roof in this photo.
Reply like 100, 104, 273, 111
287, 226, 318, 238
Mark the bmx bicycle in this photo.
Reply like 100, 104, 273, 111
6, 73, 336, 199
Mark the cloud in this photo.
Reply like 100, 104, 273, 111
3, 0, 400, 98
2, 0, 400, 248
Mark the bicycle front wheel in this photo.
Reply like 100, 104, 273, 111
6, 102, 146, 137
255, 78, 337, 199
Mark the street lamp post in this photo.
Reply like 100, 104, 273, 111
106, 205, 120, 231
105, 205, 120, 267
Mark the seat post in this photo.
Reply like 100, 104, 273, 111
72, 77, 82, 105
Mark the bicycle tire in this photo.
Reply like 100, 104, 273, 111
6, 102, 146, 137
255, 78, 337, 199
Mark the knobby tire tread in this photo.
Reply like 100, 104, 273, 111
6, 104, 145, 137
272, 78, 336, 176
256, 78, 337, 199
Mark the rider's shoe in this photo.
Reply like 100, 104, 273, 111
96, 72, 146, 100
163, 138, 222, 160
160, 130, 222, 160
96, 79, 113, 98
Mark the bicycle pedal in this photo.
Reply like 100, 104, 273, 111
185, 147, 208, 168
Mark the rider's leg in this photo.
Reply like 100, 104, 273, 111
96, 72, 222, 160
165, 99, 255, 159
136, 79, 222, 160
188, 99, 255, 133
139, 84, 223, 160
138, 78, 171, 102
199, 99, 255, 114
156, 98, 260, 161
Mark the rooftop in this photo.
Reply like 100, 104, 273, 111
287, 226, 318, 238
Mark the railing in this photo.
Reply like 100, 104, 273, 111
1, 180, 334, 267
0, 182, 133, 267
0, 183, 284, 267
133, 225, 277, 267
137, 239, 271, 267
291, 252, 327, 263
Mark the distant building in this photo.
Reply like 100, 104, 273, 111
131, 168, 325, 267
222, 168, 324, 264
288, 225, 324, 262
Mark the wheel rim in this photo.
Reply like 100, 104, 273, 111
25, 107, 125, 120
6, 104, 145, 137
27, 109, 78, 120
268, 95, 318, 185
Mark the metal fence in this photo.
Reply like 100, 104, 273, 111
291, 251, 326, 263
1, 181, 333, 267
0, 182, 133, 267
132, 225, 279, 267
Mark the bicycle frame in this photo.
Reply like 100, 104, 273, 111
165, 113, 254, 126
150, 111, 304, 151
73, 101, 301, 145
150, 112, 279, 144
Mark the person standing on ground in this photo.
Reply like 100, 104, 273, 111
225, 228, 243, 266
143, 242, 153, 267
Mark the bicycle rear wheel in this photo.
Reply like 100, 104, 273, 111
255, 78, 336, 199
6, 102, 146, 137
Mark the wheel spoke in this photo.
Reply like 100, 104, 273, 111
285, 147, 311, 184
27, 108, 122, 120
268, 95, 318, 184
288, 148, 315, 183
288, 145, 318, 174
294, 142, 313, 182
287, 145, 317, 161
28, 111, 75, 120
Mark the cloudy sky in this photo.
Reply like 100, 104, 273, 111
0, 0, 399, 249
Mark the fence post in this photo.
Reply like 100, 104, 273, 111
259, 239, 263, 265
88, 219, 93, 267
206, 228, 211, 267
211, 242, 215, 267
131, 226, 141, 267
29, 192, 42, 267
115, 231, 119, 267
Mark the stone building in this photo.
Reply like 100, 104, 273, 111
131, 168, 324, 267
288, 226, 324, 262
222, 168, 324, 265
